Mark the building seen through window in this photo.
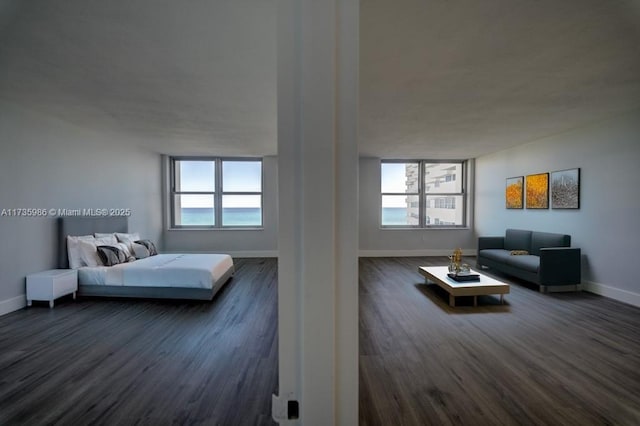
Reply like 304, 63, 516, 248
381, 160, 466, 227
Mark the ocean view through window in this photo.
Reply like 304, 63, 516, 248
171, 157, 263, 228
381, 160, 466, 228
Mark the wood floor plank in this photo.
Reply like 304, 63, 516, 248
0, 258, 278, 426
5, 255, 640, 425
359, 257, 640, 426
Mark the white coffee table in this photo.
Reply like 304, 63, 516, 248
418, 266, 509, 307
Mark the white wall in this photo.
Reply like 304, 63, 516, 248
0, 102, 162, 315
359, 157, 476, 256
162, 155, 278, 257
475, 110, 640, 307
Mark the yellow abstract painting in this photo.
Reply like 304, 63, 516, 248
505, 176, 523, 209
526, 173, 549, 209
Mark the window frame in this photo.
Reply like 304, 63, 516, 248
381, 159, 467, 229
170, 156, 264, 229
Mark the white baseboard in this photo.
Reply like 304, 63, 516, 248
163, 250, 278, 258
582, 280, 640, 308
0, 294, 26, 317
358, 249, 477, 258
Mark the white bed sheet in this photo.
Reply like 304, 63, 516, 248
78, 253, 234, 289
78, 265, 110, 285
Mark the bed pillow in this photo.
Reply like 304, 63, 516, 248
78, 236, 120, 267
94, 233, 118, 245
135, 239, 158, 256
67, 235, 96, 269
132, 243, 150, 259
99, 239, 134, 259
96, 245, 128, 266
115, 232, 140, 253
132, 240, 158, 259
114, 242, 136, 261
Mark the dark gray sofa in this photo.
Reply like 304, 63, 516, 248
477, 229, 581, 292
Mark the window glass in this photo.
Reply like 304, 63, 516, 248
171, 158, 263, 228
222, 195, 262, 226
381, 195, 419, 226
425, 195, 464, 226
381, 163, 419, 193
176, 161, 215, 192
424, 163, 462, 194
223, 161, 262, 192
174, 194, 215, 226
381, 160, 466, 227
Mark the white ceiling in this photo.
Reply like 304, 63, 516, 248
360, 0, 640, 158
1, 0, 639, 159
0, 0, 277, 156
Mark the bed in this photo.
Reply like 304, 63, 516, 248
57, 217, 234, 300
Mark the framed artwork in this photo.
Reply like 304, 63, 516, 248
505, 176, 524, 209
526, 173, 549, 209
551, 168, 580, 209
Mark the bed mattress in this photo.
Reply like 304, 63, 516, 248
78, 253, 234, 289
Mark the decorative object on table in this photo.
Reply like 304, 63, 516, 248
526, 172, 549, 209
448, 248, 463, 273
447, 272, 480, 282
447, 248, 480, 281
551, 168, 580, 209
505, 176, 524, 209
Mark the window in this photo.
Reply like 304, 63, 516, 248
171, 158, 262, 228
381, 162, 420, 226
381, 160, 466, 227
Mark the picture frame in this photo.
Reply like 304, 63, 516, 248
526, 173, 549, 209
505, 176, 524, 209
551, 168, 580, 209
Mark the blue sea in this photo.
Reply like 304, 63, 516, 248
382, 207, 411, 225
180, 208, 261, 226
181, 207, 406, 226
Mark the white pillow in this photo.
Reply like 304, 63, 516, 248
96, 237, 134, 258
114, 242, 135, 261
79, 236, 120, 267
115, 232, 140, 253
67, 235, 95, 269
94, 233, 117, 244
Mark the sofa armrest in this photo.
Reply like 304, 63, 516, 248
539, 247, 581, 285
478, 236, 505, 251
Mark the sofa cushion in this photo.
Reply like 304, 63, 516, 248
505, 255, 540, 273
530, 232, 570, 256
504, 229, 532, 251
479, 249, 513, 263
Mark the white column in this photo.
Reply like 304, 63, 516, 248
275, 0, 358, 424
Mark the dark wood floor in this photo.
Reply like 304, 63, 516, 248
4, 256, 640, 425
359, 257, 640, 426
0, 258, 278, 426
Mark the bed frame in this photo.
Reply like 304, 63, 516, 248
57, 217, 233, 300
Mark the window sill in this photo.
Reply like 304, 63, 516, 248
168, 227, 265, 231
380, 226, 470, 231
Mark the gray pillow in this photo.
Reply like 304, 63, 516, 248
96, 245, 128, 266
134, 239, 158, 256
132, 243, 150, 259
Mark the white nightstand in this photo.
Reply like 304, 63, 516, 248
26, 269, 78, 308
